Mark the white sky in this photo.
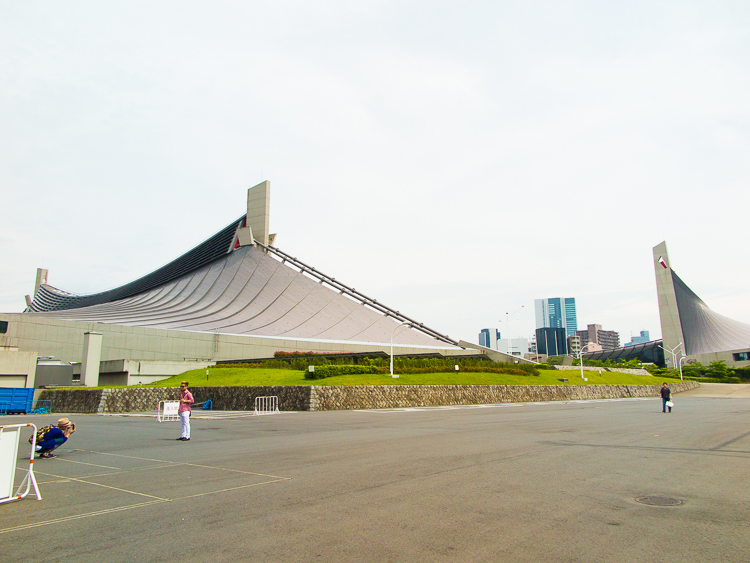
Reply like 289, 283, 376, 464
2, 1, 749, 346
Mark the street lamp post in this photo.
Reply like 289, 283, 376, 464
679, 355, 688, 381
579, 343, 593, 380
390, 321, 412, 378
502, 305, 524, 359
659, 342, 683, 371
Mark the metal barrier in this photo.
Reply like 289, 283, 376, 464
0, 423, 42, 504
29, 400, 52, 415
254, 396, 279, 416
157, 400, 180, 423
0, 403, 8, 416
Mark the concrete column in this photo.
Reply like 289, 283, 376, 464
34, 268, 48, 296
652, 241, 685, 364
246, 181, 270, 245
81, 332, 103, 387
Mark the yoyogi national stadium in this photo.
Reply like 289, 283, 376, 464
0, 182, 509, 388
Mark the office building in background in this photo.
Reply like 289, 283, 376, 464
624, 331, 650, 347
498, 338, 529, 357
479, 328, 501, 350
535, 327, 568, 356
535, 297, 577, 337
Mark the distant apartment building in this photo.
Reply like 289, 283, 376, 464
498, 338, 529, 357
535, 297, 577, 337
624, 330, 650, 347
576, 324, 620, 351
535, 327, 568, 356
479, 328, 501, 350
567, 335, 581, 357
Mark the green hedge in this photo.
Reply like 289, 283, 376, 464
304, 365, 384, 380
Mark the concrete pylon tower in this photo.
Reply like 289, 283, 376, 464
653, 241, 685, 364
246, 181, 270, 246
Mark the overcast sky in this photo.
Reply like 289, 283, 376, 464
2, 1, 749, 347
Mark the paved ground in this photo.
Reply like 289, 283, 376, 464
2, 394, 749, 563
679, 382, 750, 398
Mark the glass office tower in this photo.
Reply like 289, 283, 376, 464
535, 297, 577, 337
479, 328, 501, 349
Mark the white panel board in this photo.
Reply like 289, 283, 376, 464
0, 427, 21, 500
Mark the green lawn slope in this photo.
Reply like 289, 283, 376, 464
134, 367, 683, 388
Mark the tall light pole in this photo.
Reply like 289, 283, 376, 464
579, 343, 593, 380
390, 321, 412, 377
659, 342, 683, 370
679, 355, 688, 381
502, 305, 524, 358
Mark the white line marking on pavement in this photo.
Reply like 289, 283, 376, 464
354, 397, 655, 413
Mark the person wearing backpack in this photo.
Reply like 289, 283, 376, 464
34, 418, 76, 458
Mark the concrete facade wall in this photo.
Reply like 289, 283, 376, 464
693, 349, 750, 368
0, 349, 37, 387
0, 313, 471, 367
35, 364, 78, 388
39, 381, 699, 413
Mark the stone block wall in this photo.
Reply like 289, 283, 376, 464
39, 381, 699, 413
39, 389, 103, 413
307, 381, 699, 410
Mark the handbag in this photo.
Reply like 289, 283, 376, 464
666, 400, 674, 408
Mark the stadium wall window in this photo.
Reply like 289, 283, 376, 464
733, 352, 750, 362
0, 321, 8, 334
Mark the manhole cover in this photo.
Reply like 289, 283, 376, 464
635, 496, 683, 506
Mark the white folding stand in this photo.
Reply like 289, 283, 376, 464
0, 423, 42, 504
158, 400, 180, 423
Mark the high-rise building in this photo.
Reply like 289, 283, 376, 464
479, 328, 501, 350
576, 324, 620, 350
624, 331, 650, 347
535, 297, 577, 337
535, 327, 568, 356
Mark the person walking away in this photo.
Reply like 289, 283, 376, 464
34, 418, 76, 458
660, 383, 672, 413
178, 381, 194, 441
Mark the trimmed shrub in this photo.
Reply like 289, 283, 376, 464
305, 365, 384, 380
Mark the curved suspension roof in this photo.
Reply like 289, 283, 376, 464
27, 223, 456, 347
672, 270, 750, 356
30, 217, 245, 313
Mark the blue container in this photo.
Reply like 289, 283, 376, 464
0, 387, 35, 414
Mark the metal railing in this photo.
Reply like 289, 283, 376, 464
254, 396, 279, 416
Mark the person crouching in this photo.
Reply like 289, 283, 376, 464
36, 418, 76, 458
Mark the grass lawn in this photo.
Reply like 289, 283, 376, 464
118, 367, 684, 388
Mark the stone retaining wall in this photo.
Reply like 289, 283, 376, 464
308, 381, 698, 410
40, 381, 699, 413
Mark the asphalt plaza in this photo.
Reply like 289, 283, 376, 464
2, 393, 749, 562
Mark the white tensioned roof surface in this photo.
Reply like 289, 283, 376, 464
27, 245, 445, 347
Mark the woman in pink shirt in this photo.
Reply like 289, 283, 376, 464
177, 381, 194, 441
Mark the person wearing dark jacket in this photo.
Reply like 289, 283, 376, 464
660, 383, 672, 413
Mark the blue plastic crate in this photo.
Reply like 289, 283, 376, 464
0, 387, 35, 414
